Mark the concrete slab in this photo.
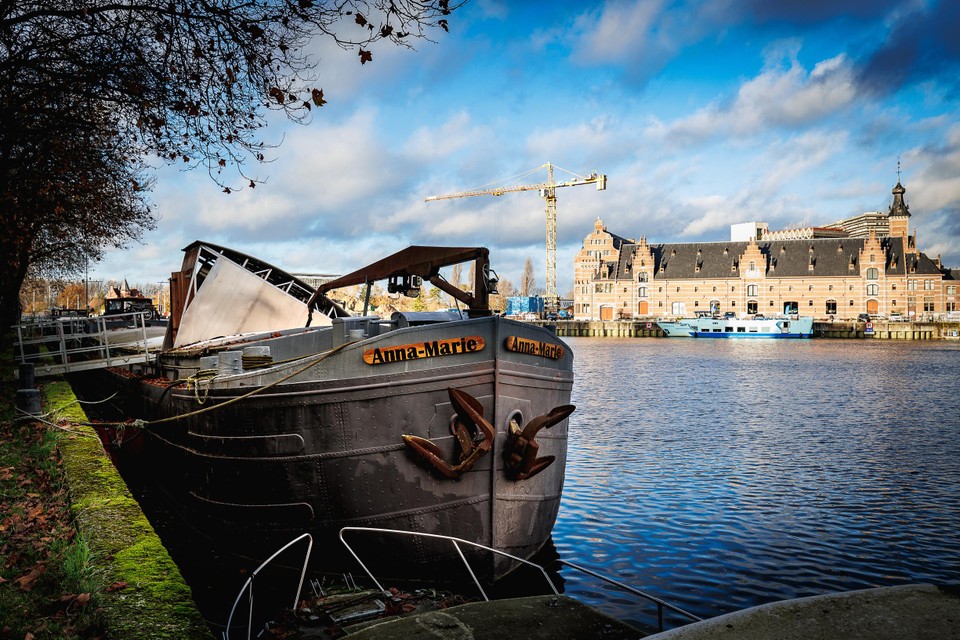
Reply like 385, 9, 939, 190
646, 584, 960, 640
345, 595, 645, 639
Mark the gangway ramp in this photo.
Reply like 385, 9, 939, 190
14, 312, 164, 378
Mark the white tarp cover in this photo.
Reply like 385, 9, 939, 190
174, 256, 329, 347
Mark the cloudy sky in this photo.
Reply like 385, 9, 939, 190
92, 0, 960, 295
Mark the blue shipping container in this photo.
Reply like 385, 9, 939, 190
506, 296, 544, 316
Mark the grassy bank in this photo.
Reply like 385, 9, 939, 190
0, 352, 211, 639
0, 359, 107, 638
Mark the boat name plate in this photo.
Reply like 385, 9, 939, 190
504, 336, 565, 360
363, 336, 485, 365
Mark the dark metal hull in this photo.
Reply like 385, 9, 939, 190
83, 316, 573, 580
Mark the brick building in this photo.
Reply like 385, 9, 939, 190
573, 180, 958, 321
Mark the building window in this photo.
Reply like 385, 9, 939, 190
731, 300, 736, 306
731, 286, 736, 293
866, 284, 879, 296
694, 301, 699, 307
908, 280, 917, 291
866, 268, 878, 280
595, 284, 603, 293
829, 284, 834, 291
770, 301, 775, 306
749, 261, 756, 272
769, 286, 774, 292
747, 300, 758, 314
676, 286, 680, 292
638, 286, 647, 298
948, 302, 957, 312
809, 285, 814, 291
947, 285, 957, 295
809, 300, 814, 306
638, 272, 648, 282
924, 298, 935, 312
850, 300, 854, 306
712, 286, 717, 292
892, 299, 897, 306
826, 300, 837, 315
892, 284, 897, 290
747, 284, 758, 296
659, 287, 663, 293
924, 280, 935, 290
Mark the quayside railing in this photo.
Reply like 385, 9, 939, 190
13, 311, 158, 377
338, 526, 703, 634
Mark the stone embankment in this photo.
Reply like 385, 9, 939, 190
536, 320, 960, 340
40, 380, 213, 639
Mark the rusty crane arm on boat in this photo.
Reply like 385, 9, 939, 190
306, 246, 499, 322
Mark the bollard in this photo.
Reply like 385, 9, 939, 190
19, 363, 35, 389
16, 388, 42, 421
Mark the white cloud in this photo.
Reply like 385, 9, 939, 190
649, 50, 857, 145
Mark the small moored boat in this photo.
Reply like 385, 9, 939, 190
657, 314, 814, 338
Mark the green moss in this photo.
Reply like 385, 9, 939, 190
45, 380, 214, 639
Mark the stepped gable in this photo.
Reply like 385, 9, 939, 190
620, 236, 942, 279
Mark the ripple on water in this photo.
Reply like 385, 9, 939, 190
554, 338, 960, 622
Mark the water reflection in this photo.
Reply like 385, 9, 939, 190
555, 338, 960, 622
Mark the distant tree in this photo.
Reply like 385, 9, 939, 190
490, 278, 514, 314
520, 258, 536, 297
1, 0, 462, 329
56, 283, 87, 310
412, 290, 427, 312
449, 263, 462, 303
466, 262, 476, 293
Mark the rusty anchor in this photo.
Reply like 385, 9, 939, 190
505, 404, 575, 480
402, 388, 495, 479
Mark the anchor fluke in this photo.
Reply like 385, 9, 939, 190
505, 404, 575, 480
402, 388, 495, 479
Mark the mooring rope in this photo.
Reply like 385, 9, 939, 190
81, 340, 359, 428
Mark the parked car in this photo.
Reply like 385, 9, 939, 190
889, 312, 904, 322
857, 313, 870, 322
723, 311, 736, 319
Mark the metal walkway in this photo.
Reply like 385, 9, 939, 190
13, 312, 163, 377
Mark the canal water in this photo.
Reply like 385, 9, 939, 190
554, 338, 960, 627
99, 337, 960, 633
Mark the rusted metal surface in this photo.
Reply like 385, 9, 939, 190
401, 388, 496, 479
505, 403, 576, 480
307, 246, 494, 318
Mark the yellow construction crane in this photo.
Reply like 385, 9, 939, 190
425, 162, 607, 311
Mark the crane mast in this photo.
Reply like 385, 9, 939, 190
425, 162, 607, 312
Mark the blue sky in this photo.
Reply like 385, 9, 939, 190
92, 0, 960, 295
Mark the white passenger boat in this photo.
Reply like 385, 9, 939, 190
657, 314, 814, 338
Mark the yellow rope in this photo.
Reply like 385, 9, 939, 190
86, 340, 359, 428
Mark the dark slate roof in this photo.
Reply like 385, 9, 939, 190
607, 237, 941, 280
942, 268, 959, 281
